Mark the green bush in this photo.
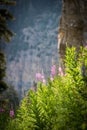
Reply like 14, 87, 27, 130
7, 46, 87, 130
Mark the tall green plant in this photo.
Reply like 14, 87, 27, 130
7, 46, 87, 130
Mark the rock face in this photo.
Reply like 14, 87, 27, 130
0, 0, 62, 98
58, 0, 87, 63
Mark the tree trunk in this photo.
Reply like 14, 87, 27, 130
58, 0, 87, 65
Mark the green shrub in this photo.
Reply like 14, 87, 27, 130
7, 46, 87, 130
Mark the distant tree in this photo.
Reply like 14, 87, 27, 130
0, 0, 16, 106
0, 51, 8, 93
0, 0, 16, 92
0, 0, 16, 42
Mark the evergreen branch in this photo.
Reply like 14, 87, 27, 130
0, 0, 16, 5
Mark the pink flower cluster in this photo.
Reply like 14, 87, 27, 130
36, 65, 64, 83
0, 107, 5, 113
10, 110, 14, 118
36, 73, 46, 84
58, 67, 64, 76
0, 107, 15, 118
51, 65, 56, 77
50, 65, 56, 81
50, 65, 64, 80
36, 73, 42, 81
85, 45, 87, 48
50, 76, 54, 81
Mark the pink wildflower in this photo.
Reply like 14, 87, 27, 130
36, 72, 46, 84
36, 73, 42, 81
0, 108, 4, 113
85, 45, 87, 48
42, 78, 46, 84
51, 65, 56, 77
10, 110, 14, 118
58, 67, 64, 76
50, 75, 54, 81
41, 74, 46, 84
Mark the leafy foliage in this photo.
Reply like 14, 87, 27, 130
0, 109, 10, 130
0, 85, 19, 130
0, 52, 19, 129
7, 46, 87, 130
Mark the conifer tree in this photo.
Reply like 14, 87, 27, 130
0, 0, 16, 103
0, 0, 16, 42
0, 51, 8, 93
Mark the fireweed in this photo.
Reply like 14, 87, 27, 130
0, 107, 15, 130
10, 109, 15, 118
36, 72, 46, 83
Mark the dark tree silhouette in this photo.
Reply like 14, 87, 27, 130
0, 0, 16, 42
